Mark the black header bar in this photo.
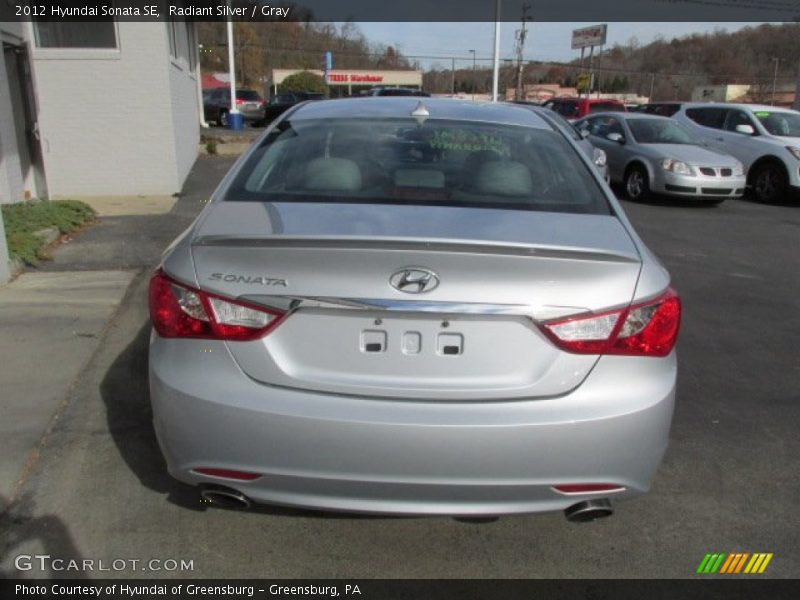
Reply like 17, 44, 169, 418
1, 0, 799, 22
3, 579, 800, 600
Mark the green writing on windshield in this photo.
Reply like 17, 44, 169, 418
430, 129, 510, 156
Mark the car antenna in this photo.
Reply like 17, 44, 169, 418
411, 101, 430, 126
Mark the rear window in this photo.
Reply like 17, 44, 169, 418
224, 118, 611, 215
237, 90, 262, 101
588, 102, 625, 114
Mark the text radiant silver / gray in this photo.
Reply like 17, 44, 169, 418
149, 98, 681, 521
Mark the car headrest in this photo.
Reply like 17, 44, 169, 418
304, 158, 362, 192
475, 161, 533, 196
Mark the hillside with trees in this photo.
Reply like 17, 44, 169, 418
200, 22, 800, 101
424, 23, 800, 100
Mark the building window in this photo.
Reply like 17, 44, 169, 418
168, 19, 196, 70
34, 20, 117, 49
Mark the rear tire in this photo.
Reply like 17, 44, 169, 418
624, 165, 650, 201
751, 162, 788, 203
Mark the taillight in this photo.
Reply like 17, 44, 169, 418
148, 269, 284, 341
235, 98, 245, 105
540, 288, 681, 357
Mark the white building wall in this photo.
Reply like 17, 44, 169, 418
1, 22, 26, 283
0, 22, 26, 205
32, 22, 197, 197
167, 34, 200, 189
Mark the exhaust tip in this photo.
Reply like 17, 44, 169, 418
564, 498, 613, 522
200, 486, 252, 510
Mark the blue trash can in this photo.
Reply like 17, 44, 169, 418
227, 112, 244, 131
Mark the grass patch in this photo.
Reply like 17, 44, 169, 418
2, 200, 96, 265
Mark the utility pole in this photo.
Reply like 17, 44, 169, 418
469, 49, 476, 100
451, 57, 455, 96
491, 0, 501, 102
514, 3, 532, 101
226, 6, 241, 129
771, 57, 780, 106
649, 72, 655, 102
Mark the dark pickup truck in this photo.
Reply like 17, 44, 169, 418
264, 91, 326, 124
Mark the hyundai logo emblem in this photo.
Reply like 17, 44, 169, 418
389, 268, 439, 294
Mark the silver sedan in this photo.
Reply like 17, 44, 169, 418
149, 98, 681, 521
575, 113, 746, 203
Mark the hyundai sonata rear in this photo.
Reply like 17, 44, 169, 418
149, 98, 680, 519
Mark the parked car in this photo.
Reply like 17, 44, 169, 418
575, 112, 745, 203
204, 88, 266, 127
510, 101, 609, 181
149, 97, 681, 521
543, 97, 627, 121
366, 87, 430, 97
264, 91, 326, 124
673, 103, 800, 202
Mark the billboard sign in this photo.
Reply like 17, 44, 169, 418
571, 24, 607, 49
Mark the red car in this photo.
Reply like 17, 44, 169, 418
543, 97, 627, 121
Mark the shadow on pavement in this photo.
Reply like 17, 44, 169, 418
99, 323, 402, 521
100, 323, 200, 512
615, 192, 725, 209
0, 492, 87, 580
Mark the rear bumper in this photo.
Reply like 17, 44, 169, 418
233, 108, 265, 123
149, 334, 676, 515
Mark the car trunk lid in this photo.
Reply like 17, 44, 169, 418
186, 202, 642, 400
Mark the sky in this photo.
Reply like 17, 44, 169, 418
353, 22, 766, 69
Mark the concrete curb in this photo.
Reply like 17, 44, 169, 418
200, 142, 250, 156
9, 256, 24, 279
34, 226, 60, 245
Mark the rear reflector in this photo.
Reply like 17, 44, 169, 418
552, 484, 626, 495
149, 269, 285, 340
193, 468, 262, 481
540, 288, 681, 357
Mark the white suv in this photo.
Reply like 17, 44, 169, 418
673, 103, 800, 203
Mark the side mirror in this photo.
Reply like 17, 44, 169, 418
579, 129, 591, 139
592, 148, 607, 167
607, 132, 625, 144
735, 124, 755, 135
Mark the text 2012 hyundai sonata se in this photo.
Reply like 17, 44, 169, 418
149, 98, 681, 521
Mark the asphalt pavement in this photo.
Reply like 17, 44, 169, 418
1, 159, 798, 579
